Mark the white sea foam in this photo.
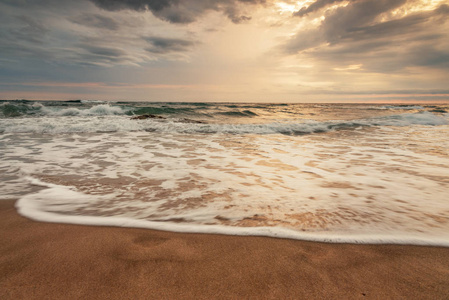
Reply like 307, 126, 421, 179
2, 103, 449, 245
40, 104, 129, 116
81, 100, 108, 104
4, 125, 449, 246
0, 111, 447, 134
15, 176, 449, 246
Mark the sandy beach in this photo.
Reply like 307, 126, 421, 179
1, 200, 449, 299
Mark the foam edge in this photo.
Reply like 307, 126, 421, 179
15, 186, 449, 247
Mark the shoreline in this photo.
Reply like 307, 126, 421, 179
16, 190, 449, 247
1, 200, 449, 298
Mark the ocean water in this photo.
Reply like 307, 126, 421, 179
1, 100, 449, 245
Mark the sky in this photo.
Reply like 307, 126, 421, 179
0, 0, 448, 102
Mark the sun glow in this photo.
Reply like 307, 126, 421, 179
276, 2, 297, 13
275, 1, 313, 14
334, 64, 363, 71
388, 0, 445, 20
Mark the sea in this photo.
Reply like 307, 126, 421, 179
1, 100, 448, 245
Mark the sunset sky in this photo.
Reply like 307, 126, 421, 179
0, 0, 448, 102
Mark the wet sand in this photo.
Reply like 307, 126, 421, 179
1, 200, 449, 299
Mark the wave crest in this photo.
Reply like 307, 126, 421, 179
1, 111, 447, 134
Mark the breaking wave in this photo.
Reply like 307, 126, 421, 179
0, 111, 447, 135
0, 102, 130, 117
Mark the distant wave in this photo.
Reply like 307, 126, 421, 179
217, 110, 258, 117
131, 106, 194, 115
366, 105, 425, 110
386, 105, 425, 110
0, 101, 260, 118
1, 111, 447, 134
0, 102, 130, 117
46, 104, 128, 116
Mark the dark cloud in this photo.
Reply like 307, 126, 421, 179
285, 0, 408, 53
309, 40, 448, 74
80, 44, 128, 57
70, 13, 121, 30
89, 0, 174, 11
223, 5, 252, 23
294, 0, 348, 17
282, 1, 449, 73
321, 0, 407, 43
332, 3, 449, 43
436, 3, 449, 14
407, 44, 449, 68
0, 0, 203, 68
88, 0, 265, 24
144, 36, 196, 53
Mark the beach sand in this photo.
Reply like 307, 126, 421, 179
1, 200, 448, 299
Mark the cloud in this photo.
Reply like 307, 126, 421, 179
281, 1, 449, 73
284, 0, 409, 53
80, 44, 128, 57
88, 0, 174, 11
9, 15, 48, 44
144, 36, 196, 54
70, 13, 121, 30
293, 0, 348, 17
0, 0, 202, 68
0, 0, 261, 70
88, 0, 265, 24
328, 2, 449, 44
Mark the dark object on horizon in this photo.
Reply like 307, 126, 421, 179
131, 114, 165, 120
429, 108, 447, 113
